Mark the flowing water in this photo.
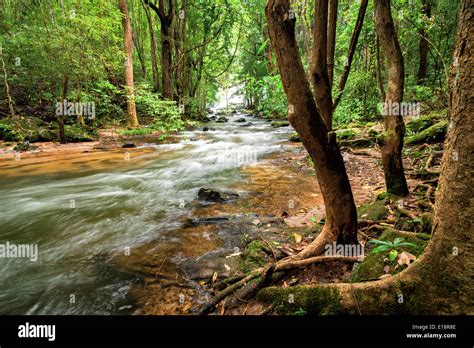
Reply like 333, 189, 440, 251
0, 112, 293, 314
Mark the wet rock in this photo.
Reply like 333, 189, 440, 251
201, 116, 212, 123
202, 127, 216, 132
216, 117, 229, 123
122, 143, 137, 149
197, 188, 239, 203
235, 117, 247, 123
240, 122, 253, 127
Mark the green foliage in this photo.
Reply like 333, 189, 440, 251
242, 75, 287, 118
368, 238, 419, 259
134, 85, 184, 133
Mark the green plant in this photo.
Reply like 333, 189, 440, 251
368, 237, 419, 261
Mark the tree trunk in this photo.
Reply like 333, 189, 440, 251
259, 0, 473, 314
143, 0, 160, 92
417, 0, 431, 85
326, 0, 338, 88
119, 0, 139, 128
146, 0, 174, 100
333, 0, 368, 110
374, 0, 409, 196
266, 0, 358, 259
310, 0, 333, 130
58, 75, 68, 144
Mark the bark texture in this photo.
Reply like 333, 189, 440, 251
119, 0, 139, 128
375, 0, 409, 196
266, 0, 358, 258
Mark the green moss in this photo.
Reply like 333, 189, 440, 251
271, 120, 290, 128
0, 117, 55, 142
357, 200, 389, 220
238, 240, 270, 273
350, 230, 429, 282
258, 285, 342, 315
335, 128, 358, 141
405, 120, 448, 145
64, 124, 96, 142
289, 132, 301, 142
406, 115, 435, 133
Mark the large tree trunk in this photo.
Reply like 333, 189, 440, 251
266, 0, 358, 259
119, 0, 139, 128
259, 0, 473, 314
375, 0, 409, 196
417, 0, 431, 85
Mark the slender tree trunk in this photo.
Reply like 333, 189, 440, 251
375, 0, 409, 196
119, 0, 139, 128
327, 0, 338, 88
146, 0, 174, 100
417, 0, 431, 84
266, 0, 358, 259
310, 0, 333, 130
143, 0, 160, 92
333, 0, 368, 110
58, 75, 68, 144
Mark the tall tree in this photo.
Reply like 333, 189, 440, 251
417, 0, 431, 84
142, 0, 160, 92
146, 0, 175, 100
119, 0, 139, 128
266, 0, 358, 258
375, 0, 409, 196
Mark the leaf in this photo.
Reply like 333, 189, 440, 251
368, 239, 391, 246
293, 233, 302, 243
384, 265, 391, 273
371, 245, 391, 254
397, 251, 417, 266
393, 237, 405, 246
398, 242, 419, 249
389, 250, 398, 261
256, 38, 269, 55
212, 272, 218, 284
224, 264, 231, 271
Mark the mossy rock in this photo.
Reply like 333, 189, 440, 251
257, 285, 342, 315
335, 128, 359, 141
405, 120, 447, 145
271, 120, 290, 128
406, 115, 435, 133
357, 200, 389, 220
350, 230, 430, 282
64, 125, 95, 142
238, 240, 270, 273
289, 132, 301, 142
0, 117, 54, 142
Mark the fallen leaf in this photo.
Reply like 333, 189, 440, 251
224, 264, 231, 271
397, 251, 417, 266
212, 272, 218, 284
293, 233, 302, 243
384, 265, 391, 273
